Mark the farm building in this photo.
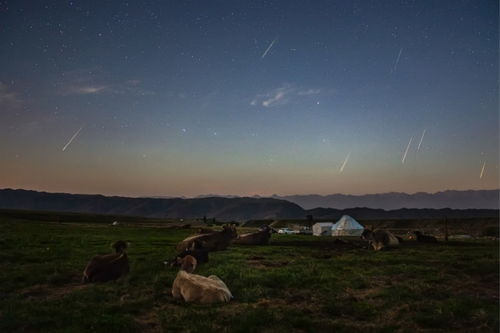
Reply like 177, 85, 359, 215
312, 222, 335, 236
331, 215, 364, 236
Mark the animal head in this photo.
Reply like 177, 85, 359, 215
260, 225, 272, 233
177, 255, 197, 273
361, 229, 373, 240
111, 240, 128, 253
222, 224, 238, 238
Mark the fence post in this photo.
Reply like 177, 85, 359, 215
444, 216, 448, 242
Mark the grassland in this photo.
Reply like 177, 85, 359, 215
0, 214, 498, 332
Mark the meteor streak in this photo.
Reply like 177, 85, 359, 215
261, 39, 277, 59
392, 47, 403, 72
417, 129, 426, 151
339, 152, 350, 173
401, 136, 413, 164
62, 126, 83, 151
479, 161, 486, 179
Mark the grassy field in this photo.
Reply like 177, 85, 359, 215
0, 216, 498, 332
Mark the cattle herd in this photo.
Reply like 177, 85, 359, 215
81, 225, 438, 304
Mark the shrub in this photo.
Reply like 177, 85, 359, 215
481, 226, 499, 238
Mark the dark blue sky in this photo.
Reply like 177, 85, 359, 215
1, 0, 498, 196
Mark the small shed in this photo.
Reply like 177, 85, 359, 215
331, 215, 364, 236
312, 222, 335, 236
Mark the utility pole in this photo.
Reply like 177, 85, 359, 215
444, 216, 448, 242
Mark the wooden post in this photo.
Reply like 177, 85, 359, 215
444, 216, 448, 242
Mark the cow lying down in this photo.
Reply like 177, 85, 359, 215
172, 255, 232, 304
361, 229, 400, 251
166, 240, 209, 268
82, 240, 129, 283
233, 225, 272, 245
176, 224, 237, 253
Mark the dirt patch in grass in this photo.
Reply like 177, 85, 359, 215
20, 283, 88, 300
247, 255, 265, 260
270, 239, 365, 249
135, 310, 162, 332
457, 273, 499, 301
247, 258, 290, 269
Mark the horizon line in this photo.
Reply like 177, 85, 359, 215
2, 187, 499, 200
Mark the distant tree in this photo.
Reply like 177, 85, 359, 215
203, 215, 207, 224
306, 214, 314, 227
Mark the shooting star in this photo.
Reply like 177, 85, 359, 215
392, 47, 403, 72
261, 38, 277, 59
479, 161, 486, 179
339, 152, 350, 173
62, 126, 83, 151
417, 129, 426, 151
401, 136, 413, 164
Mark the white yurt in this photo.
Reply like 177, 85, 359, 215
312, 222, 334, 236
331, 215, 364, 236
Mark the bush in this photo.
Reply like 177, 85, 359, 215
481, 226, 499, 238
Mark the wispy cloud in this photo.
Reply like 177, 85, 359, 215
251, 85, 324, 108
56, 68, 155, 96
297, 88, 322, 96
251, 85, 293, 108
0, 82, 22, 108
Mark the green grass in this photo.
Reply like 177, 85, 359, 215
0, 217, 498, 332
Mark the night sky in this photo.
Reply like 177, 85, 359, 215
1, 0, 498, 197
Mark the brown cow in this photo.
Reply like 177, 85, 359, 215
176, 254, 197, 273
361, 229, 399, 251
82, 240, 129, 283
413, 230, 438, 243
175, 224, 237, 253
166, 240, 209, 267
233, 225, 272, 245
172, 255, 232, 304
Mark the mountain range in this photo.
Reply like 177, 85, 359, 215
276, 190, 499, 210
0, 188, 498, 221
0, 189, 303, 221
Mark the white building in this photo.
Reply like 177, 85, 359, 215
312, 222, 335, 236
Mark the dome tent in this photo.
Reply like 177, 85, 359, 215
331, 215, 364, 236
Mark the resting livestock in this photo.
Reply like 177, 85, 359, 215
233, 225, 272, 245
172, 255, 232, 304
176, 224, 237, 253
413, 231, 438, 243
361, 229, 400, 251
82, 240, 129, 283
167, 240, 209, 267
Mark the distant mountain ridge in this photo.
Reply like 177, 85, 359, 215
276, 190, 499, 210
0, 189, 303, 221
0, 188, 498, 221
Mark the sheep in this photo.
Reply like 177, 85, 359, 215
361, 229, 400, 251
82, 240, 129, 283
172, 255, 232, 304
413, 230, 438, 243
